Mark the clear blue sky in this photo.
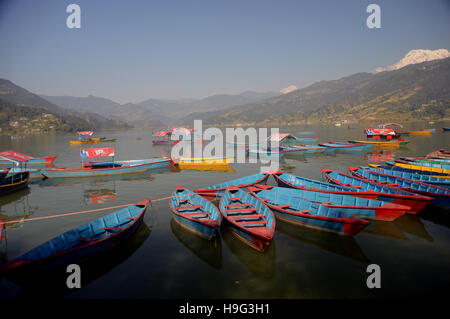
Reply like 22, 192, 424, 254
0, 0, 449, 103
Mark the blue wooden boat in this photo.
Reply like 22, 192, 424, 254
248, 187, 369, 236
40, 159, 171, 178
288, 145, 326, 154
279, 146, 307, 155
349, 167, 450, 207
294, 138, 318, 143
443, 127, 450, 132
321, 168, 433, 214
40, 147, 172, 179
170, 187, 221, 240
253, 184, 408, 221
195, 173, 270, 201
318, 142, 371, 152
272, 171, 435, 207
247, 148, 285, 157
0, 199, 150, 273
219, 186, 275, 252
362, 166, 450, 188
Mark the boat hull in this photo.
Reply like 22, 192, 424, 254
40, 159, 171, 178
249, 188, 369, 236
254, 185, 408, 221
219, 187, 275, 252
0, 172, 29, 196
321, 169, 433, 214
169, 187, 221, 240
195, 173, 270, 201
1, 199, 150, 274
350, 167, 450, 208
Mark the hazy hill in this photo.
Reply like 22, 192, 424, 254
0, 79, 129, 133
41, 90, 279, 127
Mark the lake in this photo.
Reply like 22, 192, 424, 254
0, 122, 449, 298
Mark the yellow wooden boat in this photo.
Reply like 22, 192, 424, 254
69, 138, 101, 145
394, 162, 450, 176
176, 157, 234, 171
399, 129, 434, 135
368, 163, 450, 179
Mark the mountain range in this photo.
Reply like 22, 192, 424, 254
188, 56, 450, 126
40, 91, 279, 127
1, 49, 449, 134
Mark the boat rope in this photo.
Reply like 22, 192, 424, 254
1, 191, 219, 226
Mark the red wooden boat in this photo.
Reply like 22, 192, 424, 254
321, 168, 433, 214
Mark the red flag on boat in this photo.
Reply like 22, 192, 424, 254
155, 130, 171, 136
80, 147, 115, 158
0, 150, 34, 162
77, 131, 94, 136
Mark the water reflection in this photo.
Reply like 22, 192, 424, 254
32, 168, 174, 187
275, 220, 370, 263
419, 207, 450, 229
5, 221, 151, 298
170, 218, 222, 269
83, 188, 117, 205
395, 214, 433, 242
0, 188, 36, 230
221, 226, 275, 280
362, 220, 409, 241
364, 150, 395, 163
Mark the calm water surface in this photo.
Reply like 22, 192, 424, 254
0, 123, 449, 298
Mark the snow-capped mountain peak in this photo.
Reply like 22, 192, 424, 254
373, 49, 450, 73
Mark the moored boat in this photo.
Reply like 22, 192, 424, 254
194, 172, 270, 201
252, 184, 409, 221
387, 161, 450, 175
398, 129, 434, 135
0, 150, 56, 165
396, 159, 450, 170
362, 166, 450, 188
349, 167, 450, 207
247, 148, 285, 157
248, 186, 369, 235
169, 187, 221, 240
0, 199, 150, 273
318, 142, 371, 152
219, 186, 275, 252
368, 163, 450, 179
176, 157, 234, 171
321, 168, 433, 214
348, 139, 409, 147
0, 171, 29, 196
40, 147, 172, 178
425, 149, 450, 159
443, 128, 450, 132
290, 145, 326, 154
7, 167, 43, 179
